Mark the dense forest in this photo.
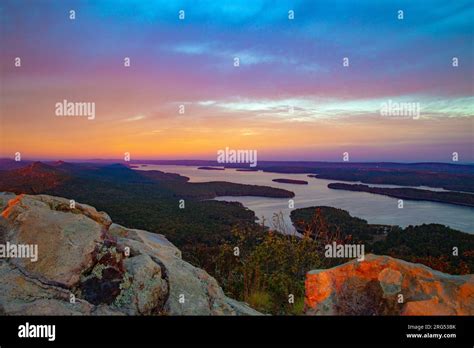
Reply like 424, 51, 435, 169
371, 224, 474, 275
290, 206, 391, 243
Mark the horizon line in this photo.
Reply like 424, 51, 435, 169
1, 157, 473, 166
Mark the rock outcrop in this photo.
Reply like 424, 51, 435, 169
0, 193, 260, 315
305, 254, 474, 315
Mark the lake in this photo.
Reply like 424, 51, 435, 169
134, 164, 474, 234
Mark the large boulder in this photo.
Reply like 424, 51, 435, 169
1, 194, 107, 287
305, 254, 474, 315
0, 193, 260, 316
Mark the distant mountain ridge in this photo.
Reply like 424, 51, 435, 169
2, 158, 473, 172
2, 158, 472, 192
0, 162, 71, 194
0, 160, 294, 198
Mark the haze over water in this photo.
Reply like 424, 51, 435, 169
135, 164, 474, 234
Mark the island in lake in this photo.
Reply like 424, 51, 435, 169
198, 166, 225, 171
327, 182, 474, 208
236, 168, 259, 172
272, 178, 308, 185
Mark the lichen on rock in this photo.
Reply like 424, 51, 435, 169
0, 193, 260, 316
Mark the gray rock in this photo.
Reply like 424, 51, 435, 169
0, 193, 261, 316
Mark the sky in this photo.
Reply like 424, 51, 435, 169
0, 0, 473, 162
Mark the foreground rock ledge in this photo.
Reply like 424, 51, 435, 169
305, 254, 474, 315
0, 193, 260, 315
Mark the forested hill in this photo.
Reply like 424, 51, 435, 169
327, 182, 474, 207
291, 206, 474, 275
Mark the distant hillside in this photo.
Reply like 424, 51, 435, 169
114, 159, 474, 174
0, 158, 33, 170
290, 206, 390, 243
0, 162, 71, 194
2, 158, 473, 191
124, 159, 474, 192
328, 182, 474, 207
309, 168, 474, 193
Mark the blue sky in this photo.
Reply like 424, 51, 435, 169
1, 0, 473, 161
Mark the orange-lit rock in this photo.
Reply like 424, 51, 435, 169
305, 254, 473, 315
